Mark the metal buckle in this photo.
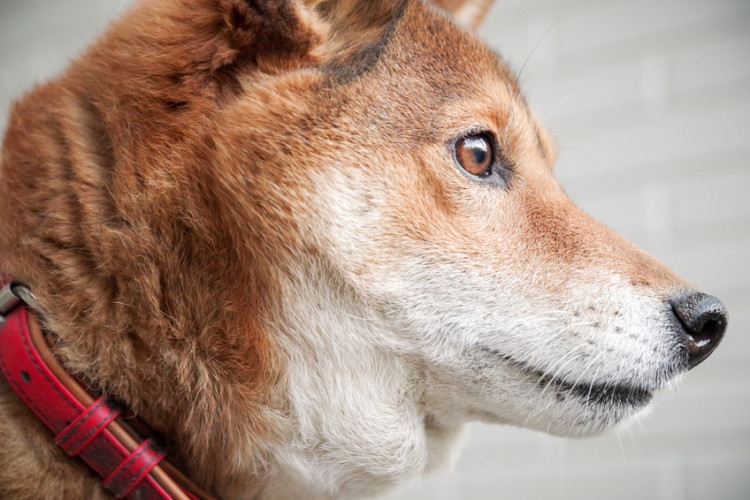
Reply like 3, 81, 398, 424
0, 283, 41, 329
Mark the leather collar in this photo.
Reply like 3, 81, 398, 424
0, 281, 217, 500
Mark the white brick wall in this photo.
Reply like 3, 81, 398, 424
1, 1, 748, 499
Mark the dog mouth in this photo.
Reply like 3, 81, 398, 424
476, 346, 653, 408
532, 368, 653, 407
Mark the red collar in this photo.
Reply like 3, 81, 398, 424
0, 282, 216, 500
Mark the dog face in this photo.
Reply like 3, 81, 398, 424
242, 0, 724, 437
0, 0, 726, 497
307, 14, 680, 435
208, 0, 726, 492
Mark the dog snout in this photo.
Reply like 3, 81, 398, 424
670, 291, 727, 369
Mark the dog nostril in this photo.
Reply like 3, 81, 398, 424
670, 292, 728, 369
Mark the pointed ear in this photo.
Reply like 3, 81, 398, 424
215, 0, 331, 70
92, 0, 408, 106
428, 0, 496, 30
215, 0, 404, 72
295, 0, 407, 76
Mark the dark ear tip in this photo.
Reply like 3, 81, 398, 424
218, 0, 327, 65
222, 1, 252, 31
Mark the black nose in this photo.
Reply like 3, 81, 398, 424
670, 292, 727, 369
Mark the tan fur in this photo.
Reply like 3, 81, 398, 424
0, 0, 704, 498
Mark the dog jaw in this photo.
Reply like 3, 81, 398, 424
307, 167, 685, 442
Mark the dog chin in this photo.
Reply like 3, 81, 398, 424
464, 342, 686, 437
463, 373, 665, 438
533, 361, 689, 437
533, 377, 665, 438
525, 372, 660, 436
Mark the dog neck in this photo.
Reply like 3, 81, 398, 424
0, 283, 215, 499
251, 258, 465, 498
0, 267, 465, 500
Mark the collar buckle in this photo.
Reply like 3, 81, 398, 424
0, 283, 42, 329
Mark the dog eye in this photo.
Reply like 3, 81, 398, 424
455, 134, 493, 177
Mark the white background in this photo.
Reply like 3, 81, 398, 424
1, 1, 748, 499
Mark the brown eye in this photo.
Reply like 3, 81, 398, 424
455, 134, 492, 177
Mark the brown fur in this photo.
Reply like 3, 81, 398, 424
0, 0, 330, 495
0, 0, 689, 498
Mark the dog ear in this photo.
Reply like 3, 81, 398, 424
427, 0, 496, 30
214, 0, 407, 72
84, 0, 408, 115
214, 0, 331, 71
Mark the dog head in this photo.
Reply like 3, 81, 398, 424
0, 0, 726, 497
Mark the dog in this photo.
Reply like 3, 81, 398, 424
0, 0, 728, 498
